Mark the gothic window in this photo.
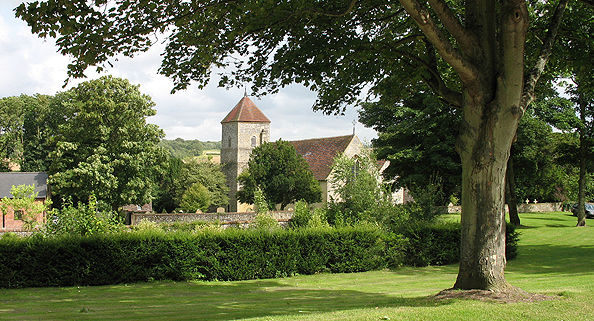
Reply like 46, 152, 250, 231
251, 136, 257, 147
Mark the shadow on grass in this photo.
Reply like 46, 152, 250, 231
509, 244, 594, 276
0, 279, 454, 320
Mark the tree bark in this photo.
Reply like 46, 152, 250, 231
506, 155, 521, 226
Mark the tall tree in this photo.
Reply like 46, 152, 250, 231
47, 76, 167, 210
237, 140, 321, 210
359, 92, 461, 205
21, 94, 54, 172
172, 159, 229, 210
16, 0, 581, 291
0, 96, 26, 170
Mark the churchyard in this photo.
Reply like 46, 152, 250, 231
0, 211, 592, 320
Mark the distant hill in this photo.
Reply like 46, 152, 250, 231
159, 138, 221, 159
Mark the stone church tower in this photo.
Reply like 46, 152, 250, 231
221, 95, 270, 212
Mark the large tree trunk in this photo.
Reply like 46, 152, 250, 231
454, 98, 518, 291
452, 1, 527, 291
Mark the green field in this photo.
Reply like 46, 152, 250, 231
1, 212, 593, 320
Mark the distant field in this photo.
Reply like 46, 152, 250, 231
0, 211, 592, 320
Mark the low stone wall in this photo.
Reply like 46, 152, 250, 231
131, 211, 294, 227
441, 202, 565, 214
131, 202, 567, 227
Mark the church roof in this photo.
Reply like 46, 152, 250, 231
221, 96, 271, 123
290, 135, 356, 181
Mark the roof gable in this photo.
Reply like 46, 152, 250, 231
221, 96, 271, 123
0, 172, 49, 198
290, 135, 360, 180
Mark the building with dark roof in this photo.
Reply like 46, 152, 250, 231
290, 135, 364, 204
0, 172, 50, 232
221, 96, 372, 211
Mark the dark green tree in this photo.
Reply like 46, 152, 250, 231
359, 92, 461, 205
47, 76, 167, 210
17, 0, 586, 291
173, 159, 229, 210
0, 96, 26, 170
179, 182, 211, 213
21, 94, 54, 172
237, 140, 321, 210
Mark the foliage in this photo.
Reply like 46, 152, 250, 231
404, 175, 446, 222
512, 113, 572, 202
158, 138, 220, 160
289, 200, 331, 229
326, 151, 398, 226
44, 195, 124, 237
237, 140, 321, 210
253, 187, 270, 214
0, 226, 395, 288
154, 158, 228, 213
0, 96, 26, 170
401, 221, 519, 267
152, 157, 184, 213
179, 182, 211, 213
0, 184, 49, 231
46, 76, 167, 210
359, 93, 462, 205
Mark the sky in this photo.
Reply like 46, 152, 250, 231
0, 1, 377, 143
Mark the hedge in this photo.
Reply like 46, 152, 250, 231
0, 227, 406, 288
0, 222, 519, 288
401, 221, 519, 267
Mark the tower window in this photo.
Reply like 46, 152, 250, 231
251, 136, 257, 147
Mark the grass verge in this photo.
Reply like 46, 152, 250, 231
1, 211, 593, 320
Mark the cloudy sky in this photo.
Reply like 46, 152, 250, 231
0, 1, 377, 143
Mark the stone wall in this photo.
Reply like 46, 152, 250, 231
441, 202, 565, 214
131, 210, 293, 228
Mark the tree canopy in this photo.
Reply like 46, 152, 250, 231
237, 140, 321, 210
47, 76, 167, 210
16, 0, 594, 291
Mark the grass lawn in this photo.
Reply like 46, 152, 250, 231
1, 212, 593, 320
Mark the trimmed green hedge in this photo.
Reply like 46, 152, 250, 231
0, 222, 519, 288
401, 221, 519, 267
0, 227, 405, 288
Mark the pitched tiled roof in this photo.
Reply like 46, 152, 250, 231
0, 172, 49, 198
221, 96, 271, 123
290, 135, 355, 180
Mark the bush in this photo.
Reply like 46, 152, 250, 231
401, 221, 520, 267
0, 226, 401, 288
44, 196, 124, 237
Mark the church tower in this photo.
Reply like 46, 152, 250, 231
221, 95, 270, 212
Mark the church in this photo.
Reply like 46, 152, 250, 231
220, 95, 407, 212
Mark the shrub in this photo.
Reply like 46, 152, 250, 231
44, 196, 124, 237
0, 226, 400, 288
401, 221, 520, 267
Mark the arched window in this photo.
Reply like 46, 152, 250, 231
251, 136, 257, 147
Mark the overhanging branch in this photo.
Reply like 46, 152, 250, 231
521, 0, 569, 109
399, 0, 478, 85
427, 0, 476, 55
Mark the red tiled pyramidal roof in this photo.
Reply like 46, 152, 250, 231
290, 135, 355, 180
221, 96, 271, 123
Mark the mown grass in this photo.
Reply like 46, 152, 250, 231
1, 211, 593, 320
